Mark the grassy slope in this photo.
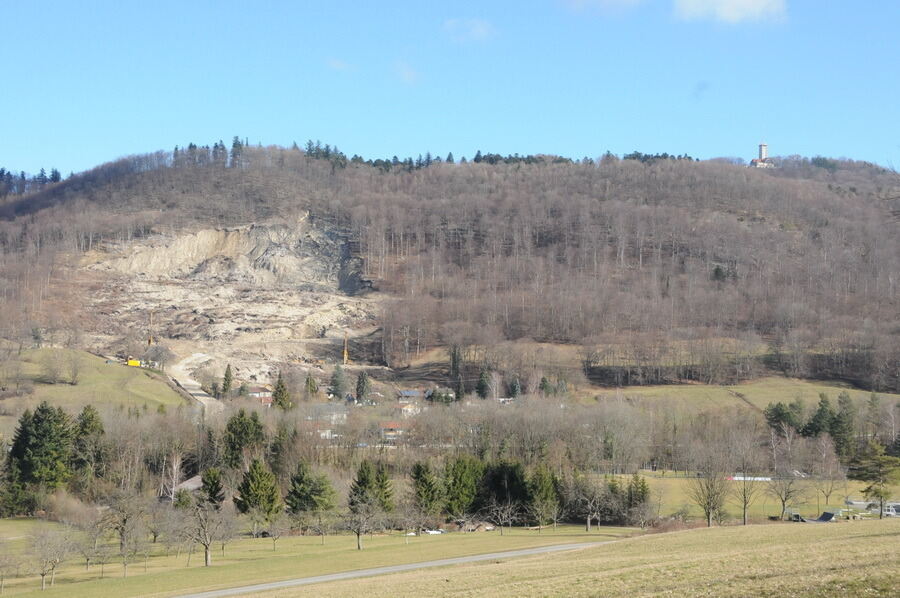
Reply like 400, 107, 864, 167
2, 524, 633, 598
0, 348, 186, 437
597, 376, 900, 411
640, 473, 894, 520
260, 520, 900, 598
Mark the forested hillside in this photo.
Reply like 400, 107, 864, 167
1, 140, 898, 390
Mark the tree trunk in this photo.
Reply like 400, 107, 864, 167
356, 532, 362, 550
204, 547, 211, 567
706, 512, 712, 527
123, 563, 128, 578
50, 570, 56, 587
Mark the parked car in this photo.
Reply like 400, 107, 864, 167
871, 504, 900, 517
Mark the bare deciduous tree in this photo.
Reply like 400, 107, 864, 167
687, 444, 731, 527
767, 477, 808, 521
30, 528, 71, 590
343, 497, 382, 550
483, 499, 519, 536
188, 501, 238, 566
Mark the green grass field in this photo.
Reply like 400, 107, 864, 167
0, 522, 634, 597
266, 520, 900, 598
0, 348, 186, 438
638, 472, 895, 521
598, 376, 900, 412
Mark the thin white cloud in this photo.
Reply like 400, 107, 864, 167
325, 58, 352, 71
565, 0, 644, 10
674, 0, 786, 23
443, 18, 494, 42
395, 61, 419, 84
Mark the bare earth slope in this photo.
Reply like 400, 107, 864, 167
77, 212, 376, 381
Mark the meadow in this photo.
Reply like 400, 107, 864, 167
0, 520, 633, 597
0, 348, 187, 437
261, 519, 900, 598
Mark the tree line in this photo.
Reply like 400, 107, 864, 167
0, 140, 898, 393
0, 167, 63, 198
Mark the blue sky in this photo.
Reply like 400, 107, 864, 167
2, 0, 898, 174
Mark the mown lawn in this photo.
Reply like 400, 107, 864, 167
267, 519, 900, 598
0, 523, 634, 597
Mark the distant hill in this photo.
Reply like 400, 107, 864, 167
0, 142, 897, 392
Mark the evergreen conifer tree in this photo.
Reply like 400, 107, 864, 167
411, 462, 442, 516
304, 373, 318, 398
349, 460, 378, 512
375, 463, 394, 512
454, 375, 465, 402
272, 372, 291, 409
329, 366, 348, 398
476, 369, 490, 399
355, 371, 370, 402
285, 460, 336, 515
234, 459, 282, 522
223, 409, 265, 469
73, 405, 105, 476
528, 465, 559, 528
831, 391, 857, 458
539, 376, 554, 396
8, 402, 73, 488
200, 468, 225, 509
222, 364, 233, 396
802, 395, 835, 437
444, 455, 485, 518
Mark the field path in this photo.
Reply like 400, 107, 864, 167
172, 541, 608, 598
169, 353, 224, 414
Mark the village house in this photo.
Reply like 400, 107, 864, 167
396, 389, 424, 403
380, 421, 406, 444
248, 385, 273, 406
395, 401, 422, 418
308, 402, 349, 425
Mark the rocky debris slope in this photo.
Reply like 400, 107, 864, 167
92, 213, 344, 289
78, 215, 377, 381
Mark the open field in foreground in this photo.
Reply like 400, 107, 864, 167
254, 519, 900, 598
0, 522, 633, 597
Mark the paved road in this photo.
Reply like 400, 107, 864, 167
169, 352, 224, 414
174, 541, 608, 598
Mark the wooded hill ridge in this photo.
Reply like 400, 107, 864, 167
1, 140, 898, 391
